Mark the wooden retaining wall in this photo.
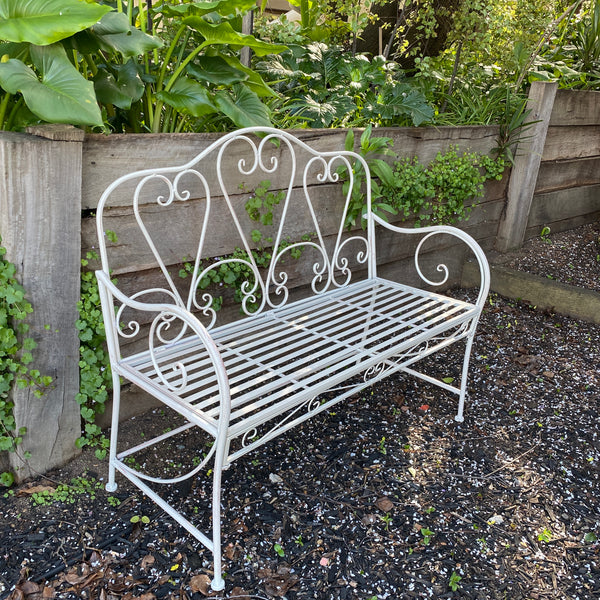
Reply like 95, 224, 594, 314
497, 84, 600, 250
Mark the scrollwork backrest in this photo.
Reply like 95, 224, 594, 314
96, 127, 376, 338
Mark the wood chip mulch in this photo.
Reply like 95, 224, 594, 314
1, 224, 599, 600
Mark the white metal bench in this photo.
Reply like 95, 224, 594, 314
95, 127, 490, 591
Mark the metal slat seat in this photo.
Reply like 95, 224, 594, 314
119, 278, 478, 458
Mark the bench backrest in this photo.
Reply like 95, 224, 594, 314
96, 127, 375, 330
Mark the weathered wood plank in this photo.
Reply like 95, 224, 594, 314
535, 156, 600, 193
526, 184, 600, 231
0, 126, 83, 481
82, 126, 502, 210
542, 125, 600, 161
496, 82, 558, 251
549, 89, 600, 127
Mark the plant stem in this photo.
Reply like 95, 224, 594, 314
0, 92, 11, 129
156, 24, 186, 92
164, 43, 204, 92
5, 97, 24, 131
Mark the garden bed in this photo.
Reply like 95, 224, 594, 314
1, 226, 599, 599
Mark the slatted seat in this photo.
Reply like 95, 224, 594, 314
95, 127, 490, 591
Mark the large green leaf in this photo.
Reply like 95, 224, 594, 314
183, 17, 287, 56
220, 54, 277, 97
70, 12, 162, 57
91, 12, 162, 57
0, 0, 112, 45
156, 76, 216, 118
94, 60, 144, 110
214, 83, 271, 128
186, 55, 248, 85
0, 44, 102, 126
159, 0, 256, 18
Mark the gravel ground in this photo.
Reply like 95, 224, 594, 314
1, 223, 599, 600
492, 222, 600, 292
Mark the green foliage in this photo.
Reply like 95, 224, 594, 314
533, 0, 600, 89
256, 43, 433, 129
449, 571, 462, 591
76, 249, 112, 459
29, 475, 102, 506
338, 126, 398, 229
0, 234, 52, 486
384, 146, 505, 226
339, 131, 506, 230
0, 0, 286, 132
245, 179, 286, 226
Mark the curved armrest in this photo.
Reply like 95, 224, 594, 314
372, 215, 491, 308
95, 270, 231, 425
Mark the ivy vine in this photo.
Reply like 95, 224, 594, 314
0, 235, 52, 487
75, 249, 114, 459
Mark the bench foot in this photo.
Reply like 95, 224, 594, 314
105, 481, 118, 493
211, 577, 225, 592
454, 414, 464, 423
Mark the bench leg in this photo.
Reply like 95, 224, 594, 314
455, 330, 476, 423
105, 370, 121, 493
210, 434, 228, 591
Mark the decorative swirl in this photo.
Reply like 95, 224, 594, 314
134, 174, 176, 207
414, 232, 450, 287
193, 292, 217, 331
148, 311, 190, 393
192, 257, 265, 319
172, 168, 210, 202
268, 241, 330, 306
306, 397, 321, 413
332, 235, 370, 287
241, 428, 258, 448
363, 361, 387, 382
116, 288, 183, 339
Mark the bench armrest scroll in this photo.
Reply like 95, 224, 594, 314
372, 216, 491, 308
95, 270, 231, 424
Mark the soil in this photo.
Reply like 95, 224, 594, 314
1, 223, 599, 600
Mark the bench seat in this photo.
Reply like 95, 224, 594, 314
118, 277, 477, 463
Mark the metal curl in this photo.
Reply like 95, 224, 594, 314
364, 362, 387, 382
332, 235, 369, 287
415, 232, 450, 287
241, 428, 258, 448
192, 292, 217, 330
148, 312, 190, 393
306, 397, 321, 413
140, 174, 176, 207
192, 258, 265, 319
118, 319, 140, 339
116, 288, 183, 339
173, 168, 210, 202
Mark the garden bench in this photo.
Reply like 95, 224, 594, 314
95, 127, 490, 591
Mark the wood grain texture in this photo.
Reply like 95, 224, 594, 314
542, 125, 600, 161
496, 82, 558, 252
535, 157, 600, 194
0, 128, 83, 480
549, 89, 600, 126
526, 184, 600, 234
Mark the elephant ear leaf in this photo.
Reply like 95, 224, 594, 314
0, 0, 112, 45
214, 83, 272, 128
0, 44, 102, 127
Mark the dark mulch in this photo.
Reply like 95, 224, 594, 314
2, 226, 600, 600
